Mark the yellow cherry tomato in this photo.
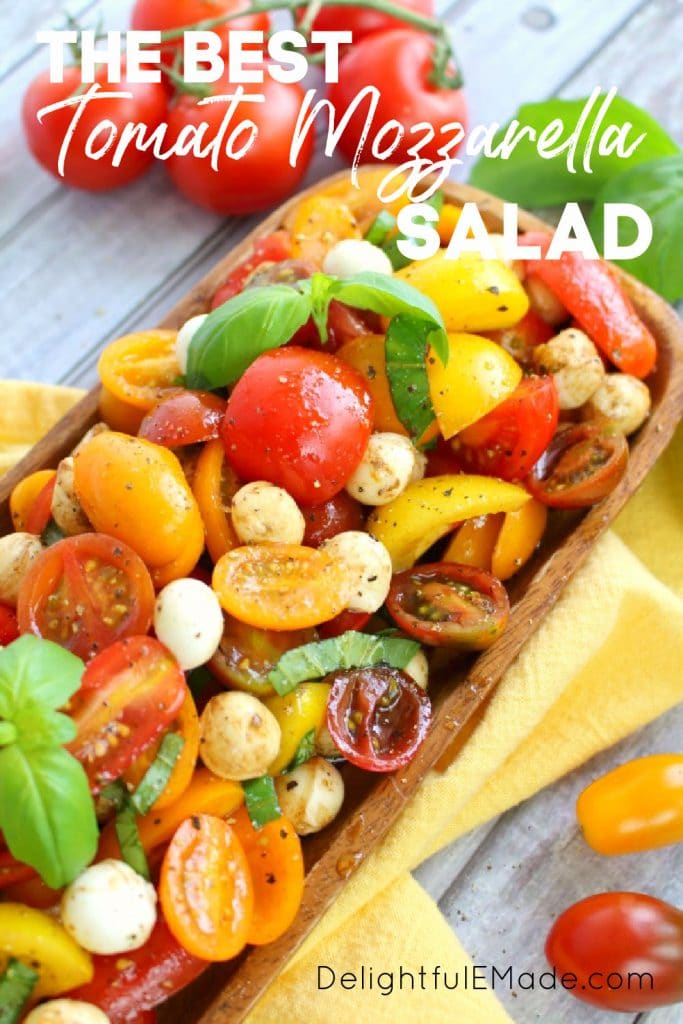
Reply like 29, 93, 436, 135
396, 251, 529, 332
192, 438, 240, 565
287, 196, 359, 265
443, 513, 504, 567
98, 330, 180, 411
10, 470, 56, 532
265, 682, 331, 775
427, 333, 522, 439
0, 904, 93, 999
318, 169, 410, 232
73, 431, 204, 570
98, 386, 146, 435
491, 499, 547, 581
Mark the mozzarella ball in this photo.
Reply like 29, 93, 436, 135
52, 457, 91, 536
345, 432, 425, 506
24, 1001, 111, 1024
403, 649, 429, 689
322, 239, 393, 279
153, 578, 224, 670
0, 532, 43, 606
275, 757, 345, 835
200, 691, 281, 780
175, 314, 209, 374
320, 531, 392, 613
231, 481, 305, 545
533, 328, 605, 409
315, 722, 342, 760
61, 860, 157, 955
584, 373, 651, 436
526, 275, 567, 326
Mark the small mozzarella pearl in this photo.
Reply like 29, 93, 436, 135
154, 578, 224, 670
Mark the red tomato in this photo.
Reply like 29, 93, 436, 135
130, 0, 270, 66
0, 604, 19, 646
546, 892, 683, 1011
487, 310, 555, 369
138, 390, 226, 447
22, 65, 167, 191
0, 848, 37, 889
165, 73, 313, 215
17, 534, 155, 661
211, 232, 293, 308
425, 438, 465, 478
317, 610, 372, 639
222, 347, 374, 504
453, 376, 560, 481
25, 476, 57, 535
304, 0, 434, 47
69, 636, 186, 793
67, 915, 209, 1021
328, 30, 467, 166
302, 492, 365, 547
528, 422, 628, 508
325, 665, 431, 772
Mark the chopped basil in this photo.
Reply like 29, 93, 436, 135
0, 960, 39, 1024
385, 316, 437, 445
242, 775, 281, 829
382, 190, 445, 271
40, 518, 66, 547
100, 780, 150, 880
284, 729, 316, 773
364, 210, 397, 246
131, 733, 185, 816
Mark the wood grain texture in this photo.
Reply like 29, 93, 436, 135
1, 171, 681, 1023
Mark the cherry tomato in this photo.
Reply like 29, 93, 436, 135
208, 615, 315, 697
317, 609, 372, 640
98, 331, 180, 412
22, 65, 167, 191
25, 475, 57, 535
69, 636, 186, 793
131, 0, 270, 66
387, 562, 510, 649
303, 0, 434, 47
302, 492, 365, 547
454, 375, 560, 481
546, 892, 683, 1011
211, 232, 293, 308
10, 470, 56, 533
123, 689, 200, 811
0, 849, 37, 889
487, 309, 555, 369
17, 534, 155, 661
191, 438, 241, 564
425, 438, 464, 477
527, 422, 628, 508
67, 915, 209, 1020
328, 30, 467, 167
165, 73, 314, 215
222, 347, 373, 504
160, 814, 253, 961
0, 604, 19, 646
99, 387, 147, 435
325, 665, 431, 772
2, 873, 62, 910
138, 390, 226, 448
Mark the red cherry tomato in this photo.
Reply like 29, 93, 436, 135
17, 534, 155, 661
138, 390, 226, 448
0, 604, 19, 646
69, 636, 187, 793
22, 65, 167, 191
425, 438, 465, 478
165, 73, 314, 215
25, 476, 57, 535
328, 30, 467, 166
317, 609, 372, 639
527, 422, 629, 508
0, 848, 37, 889
303, 0, 434, 47
302, 492, 365, 547
211, 233, 293, 308
325, 665, 431, 772
546, 892, 683, 1011
130, 0, 270, 66
222, 347, 374, 504
453, 375, 560, 481
386, 563, 510, 649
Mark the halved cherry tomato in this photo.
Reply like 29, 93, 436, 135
0, 604, 19, 646
98, 331, 180, 411
208, 615, 315, 697
123, 689, 200, 811
491, 499, 547, 581
285, 196, 359, 266
454, 375, 560, 481
302, 491, 365, 547
387, 563, 510, 649
325, 665, 431, 772
98, 387, 147, 435
527, 422, 628, 508
10, 469, 56, 532
443, 514, 503, 568
211, 231, 292, 308
25, 475, 57, 535
160, 815, 254, 961
222, 347, 374, 505
69, 636, 186, 793
212, 544, 349, 630
17, 534, 155, 661
318, 609, 372, 640
192, 438, 240, 564
230, 808, 304, 945
138, 390, 226, 448
486, 309, 555, 369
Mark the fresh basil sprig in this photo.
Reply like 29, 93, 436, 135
0, 636, 97, 890
385, 316, 437, 444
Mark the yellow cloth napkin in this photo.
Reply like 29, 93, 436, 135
2, 385, 681, 1024
0, 381, 85, 476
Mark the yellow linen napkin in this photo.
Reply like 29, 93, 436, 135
1, 385, 681, 1024
0, 381, 85, 476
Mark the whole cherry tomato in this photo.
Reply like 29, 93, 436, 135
138, 390, 226, 447
302, 491, 365, 547
303, 0, 434, 47
528, 422, 628, 508
131, 0, 270, 66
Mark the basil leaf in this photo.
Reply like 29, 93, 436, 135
242, 775, 281, 829
268, 630, 420, 696
0, 743, 97, 889
383, 190, 445, 271
131, 732, 185, 816
11, 704, 76, 750
0, 959, 39, 1024
185, 285, 312, 389
385, 316, 437, 444
364, 210, 396, 246
0, 635, 83, 718
114, 801, 150, 880
589, 155, 683, 304
470, 95, 679, 205
284, 729, 315, 773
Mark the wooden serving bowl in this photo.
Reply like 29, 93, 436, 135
1, 172, 682, 1023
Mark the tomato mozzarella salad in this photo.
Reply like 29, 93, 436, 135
0, 170, 656, 1022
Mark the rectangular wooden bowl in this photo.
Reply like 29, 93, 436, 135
1, 171, 682, 1023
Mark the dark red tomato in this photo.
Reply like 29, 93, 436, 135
17, 534, 155, 661
67, 914, 209, 1021
328, 30, 467, 166
426, 437, 465, 478
211, 233, 293, 309
302, 492, 365, 547
69, 636, 186, 793
527, 422, 628, 508
0, 848, 36, 889
138, 390, 226, 448
131, 0, 270, 66
304, 0, 434, 48
165, 74, 314, 215
325, 665, 431, 772
387, 563, 509, 649
318, 609, 371, 640
209, 615, 316, 697
454, 375, 560, 481
222, 347, 374, 504
0, 604, 19, 646
546, 892, 683, 1011
25, 476, 57, 535
487, 310, 555, 369
22, 65, 167, 191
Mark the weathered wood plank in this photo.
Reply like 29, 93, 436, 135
0, 0, 97, 82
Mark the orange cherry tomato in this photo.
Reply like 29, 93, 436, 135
160, 815, 254, 961
98, 330, 180, 411
337, 333, 408, 436
212, 543, 349, 630
25, 475, 57, 534
230, 807, 304, 945
286, 196, 359, 266
443, 514, 503, 568
317, 168, 409, 232
192, 439, 240, 564
149, 513, 206, 589
10, 470, 56, 532
491, 498, 547, 580
123, 688, 200, 811
98, 386, 146, 434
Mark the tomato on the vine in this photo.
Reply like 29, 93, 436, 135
131, 0, 270, 66
303, 0, 434, 47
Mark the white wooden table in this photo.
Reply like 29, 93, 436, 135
1, 2, 682, 1021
